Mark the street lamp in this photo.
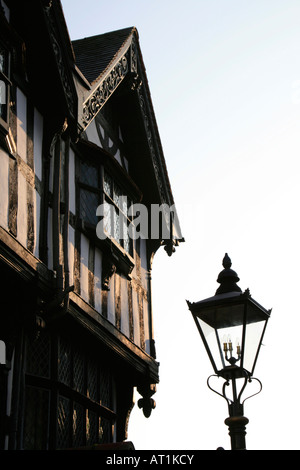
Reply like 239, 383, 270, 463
187, 254, 271, 450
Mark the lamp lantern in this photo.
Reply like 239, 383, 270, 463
187, 254, 271, 450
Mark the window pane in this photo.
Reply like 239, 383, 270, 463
0, 45, 8, 119
104, 171, 112, 197
80, 161, 98, 188
113, 182, 121, 206
73, 402, 85, 447
58, 337, 71, 386
0, 80, 6, 118
87, 358, 98, 402
103, 200, 112, 236
80, 189, 99, 225
100, 366, 111, 408
100, 417, 111, 444
87, 410, 100, 445
123, 222, 133, 255
0, 46, 7, 74
57, 395, 71, 449
73, 348, 85, 394
26, 333, 51, 378
113, 206, 120, 244
23, 387, 50, 450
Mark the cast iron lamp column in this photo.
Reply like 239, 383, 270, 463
187, 254, 271, 450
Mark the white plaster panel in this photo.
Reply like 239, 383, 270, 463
140, 238, 148, 290
143, 298, 150, 355
68, 225, 75, 287
114, 148, 122, 166
107, 274, 115, 326
0, 149, 9, 229
17, 171, 27, 247
85, 119, 101, 147
33, 108, 43, 180
16, 88, 27, 162
80, 233, 89, 303
132, 289, 140, 347
94, 247, 102, 314
49, 150, 54, 193
120, 274, 129, 338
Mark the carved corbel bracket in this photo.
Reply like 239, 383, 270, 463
41, 285, 74, 317
137, 383, 157, 418
37, 267, 74, 325
164, 240, 176, 257
128, 72, 142, 91
102, 259, 116, 291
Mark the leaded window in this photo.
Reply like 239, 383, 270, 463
0, 41, 9, 122
23, 331, 115, 450
78, 159, 134, 256
103, 169, 133, 255
79, 160, 101, 227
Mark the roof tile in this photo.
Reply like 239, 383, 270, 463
72, 27, 135, 84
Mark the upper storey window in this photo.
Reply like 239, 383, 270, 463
79, 159, 101, 227
0, 41, 9, 124
78, 158, 134, 258
103, 170, 133, 256
0, 0, 12, 132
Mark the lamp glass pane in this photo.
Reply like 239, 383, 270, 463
197, 318, 224, 372
243, 318, 266, 374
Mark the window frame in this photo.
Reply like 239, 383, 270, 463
23, 331, 116, 450
102, 168, 134, 256
75, 143, 142, 278
0, 38, 10, 131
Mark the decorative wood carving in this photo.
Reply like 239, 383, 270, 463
81, 54, 129, 129
43, 2, 76, 119
102, 259, 116, 291
137, 382, 156, 418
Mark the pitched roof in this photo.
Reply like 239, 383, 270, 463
71, 26, 184, 246
72, 27, 135, 84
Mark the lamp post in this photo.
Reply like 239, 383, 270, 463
187, 254, 271, 450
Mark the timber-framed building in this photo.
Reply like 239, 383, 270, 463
0, 0, 183, 449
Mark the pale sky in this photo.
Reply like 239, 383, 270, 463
62, 0, 300, 450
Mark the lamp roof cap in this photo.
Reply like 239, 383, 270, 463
216, 253, 242, 295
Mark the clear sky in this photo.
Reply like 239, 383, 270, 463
61, 0, 300, 450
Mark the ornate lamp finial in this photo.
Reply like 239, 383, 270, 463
222, 253, 232, 269
216, 253, 242, 295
